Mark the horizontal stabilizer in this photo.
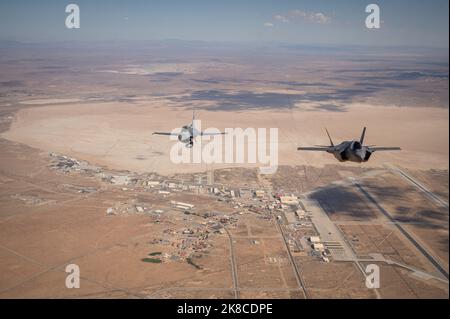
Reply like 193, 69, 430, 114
153, 132, 179, 136
369, 146, 402, 152
297, 147, 329, 151
201, 132, 227, 136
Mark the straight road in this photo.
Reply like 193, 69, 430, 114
275, 219, 309, 299
385, 164, 448, 210
355, 182, 449, 281
224, 228, 240, 299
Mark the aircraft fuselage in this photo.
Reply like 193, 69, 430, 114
177, 125, 201, 148
329, 140, 373, 163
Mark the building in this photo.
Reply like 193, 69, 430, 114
296, 209, 306, 219
171, 201, 195, 211
147, 181, 160, 187
284, 211, 297, 224
255, 190, 265, 198
135, 206, 144, 213
309, 236, 321, 244
280, 195, 299, 205
111, 175, 130, 186
313, 243, 325, 251
171, 201, 195, 209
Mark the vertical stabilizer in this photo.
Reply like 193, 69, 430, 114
325, 128, 334, 147
360, 127, 367, 144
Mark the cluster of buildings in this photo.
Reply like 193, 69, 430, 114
49, 152, 163, 190
105, 198, 163, 217
237, 188, 331, 263
145, 213, 238, 265
308, 236, 330, 263
49, 152, 331, 265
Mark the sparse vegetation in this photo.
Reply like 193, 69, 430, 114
149, 252, 162, 256
141, 257, 162, 263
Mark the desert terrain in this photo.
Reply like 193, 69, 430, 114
2, 100, 449, 175
0, 41, 448, 298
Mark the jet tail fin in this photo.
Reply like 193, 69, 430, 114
325, 128, 334, 147
191, 110, 196, 130
360, 127, 367, 144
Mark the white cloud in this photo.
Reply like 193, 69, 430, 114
264, 22, 274, 27
276, 10, 332, 25
289, 10, 308, 19
310, 12, 331, 24
274, 14, 289, 23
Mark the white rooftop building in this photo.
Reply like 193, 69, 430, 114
313, 243, 325, 251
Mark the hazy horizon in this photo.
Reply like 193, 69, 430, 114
0, 0, 448, 48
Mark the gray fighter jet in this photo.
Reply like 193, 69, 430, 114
153, 111, 226, 148
297, 127, 401, 163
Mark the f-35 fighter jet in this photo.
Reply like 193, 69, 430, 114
297, 127, 401, 163
153, 111, 226, 148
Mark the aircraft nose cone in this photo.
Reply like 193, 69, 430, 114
356, 149, 366, 160
178, 129, 191, 143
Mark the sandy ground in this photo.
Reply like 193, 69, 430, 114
1, 100, 448, 175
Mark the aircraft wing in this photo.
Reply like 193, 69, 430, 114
201, 132, 227, 136
153, 132, 179, 136
368, 147, 401, 152
297, 147, 329, 151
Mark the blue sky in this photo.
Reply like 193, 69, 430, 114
0, 0, 448, 47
